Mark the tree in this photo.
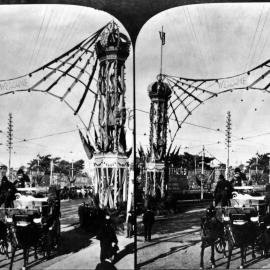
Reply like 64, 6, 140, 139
28, 155, 85, 176
246, 153, 270, 173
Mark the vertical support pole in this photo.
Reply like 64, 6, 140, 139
123, 168, 127, 201
145, 170, 148, 195
201, 145, 205, 200
153, 171, 156, 196
101, 164, 104, 208
94, 167, 98, 194
268, 157, 270, 184
114, 167, 118, 208
161, 171, 164, 198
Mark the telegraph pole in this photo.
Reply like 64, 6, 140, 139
7, 113, 13, 179
225, 111, 232, 180
201, 145, 205, 200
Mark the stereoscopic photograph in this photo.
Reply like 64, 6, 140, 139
1, 1, 270, 270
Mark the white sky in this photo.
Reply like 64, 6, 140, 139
0, 4, 133, 171
136, 3, 270, 167
1, 3, 270, 171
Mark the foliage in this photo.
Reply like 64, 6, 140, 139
27, 155, 85, 177
246, 153, 270, 173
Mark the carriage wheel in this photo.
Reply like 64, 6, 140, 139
215, 239, 226, 254
52, 219, 61, 250
0, 239, 9, 258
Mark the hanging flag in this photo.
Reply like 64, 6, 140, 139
79, 129, 95, 159
119, 127, 127, 152
159, 29, 166, 45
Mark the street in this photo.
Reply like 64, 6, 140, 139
0, 199, 134, 270
137, 206, 270, 269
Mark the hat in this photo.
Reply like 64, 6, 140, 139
234, 168, 241, 173
219, 174, 225, 180
17, 169, 24, 175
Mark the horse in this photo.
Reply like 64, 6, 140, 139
0, 220, 8, 258
226, 213, 259, 269
256, 213, 270, 258
9, 215, 51, 270
200, 206, 226, 269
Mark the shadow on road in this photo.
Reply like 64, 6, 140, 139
137, 240, 200, 269
0, 226, 94, 269
114, 242, 134, 265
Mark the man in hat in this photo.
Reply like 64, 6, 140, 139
0, 176, 17, 208
126, 210, 135, 238
143, 207, 155, 242
214, 174, 233, 207
231, 167, 247, 187
96, 215, 119, 262
14, 168, 30, 188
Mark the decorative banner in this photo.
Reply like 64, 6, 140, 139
0, 77, 29, 92
217, 74, 249, 90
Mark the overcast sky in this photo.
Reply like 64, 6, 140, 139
0, 4, 132, 171
1, 3, 270, 172
136, 3, 270, 167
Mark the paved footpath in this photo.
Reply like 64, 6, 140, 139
0, 199, 134, 270
137, 207, 270, 269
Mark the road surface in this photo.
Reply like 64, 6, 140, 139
0, 199, 134, 270
137, 206, 270, 269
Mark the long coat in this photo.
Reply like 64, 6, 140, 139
96, 221, 118, 261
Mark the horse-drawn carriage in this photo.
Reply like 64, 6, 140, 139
0, 185, 61, 270
201, 186, 270, 269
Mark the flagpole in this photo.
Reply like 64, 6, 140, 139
160, 26, 163, 76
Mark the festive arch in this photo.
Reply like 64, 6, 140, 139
162, 58, 270, 152
0, 23, 110, 143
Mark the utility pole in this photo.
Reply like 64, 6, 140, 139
225, 111, 232, 180
7, 113, 13, 180
256, 151, 259, 175
201, 145, 205, 200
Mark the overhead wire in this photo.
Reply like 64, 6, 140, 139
28, 6, 48, 72
32, 6, 54, 70
258, 6, 270, 62
249, 5, 269, 69
244, 5, 264, 72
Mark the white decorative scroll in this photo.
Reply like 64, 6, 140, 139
94, 153, 128, 168
146, 162, 165, 171
0, 77, 29, 92
217, 74, 249, 90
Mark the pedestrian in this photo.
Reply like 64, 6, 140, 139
231, 167, 247, 187
214, 174, 233, 207
126, 210, 135, 238
96, 215, 119, 262
95, 253, 117, 270
143, 207, 155, 242
0, 176, 17, 208
14, 168, 30, 188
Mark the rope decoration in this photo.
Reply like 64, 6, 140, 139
0, 22, 111, 133
163, 58, 270, 150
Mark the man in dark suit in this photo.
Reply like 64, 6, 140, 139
14, 168, 30, 188
0, 176, 17, 208
126, 210, 135, 238
96, 215, 118, 262
143, 207, 155, 242
214, 174, 233, 207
